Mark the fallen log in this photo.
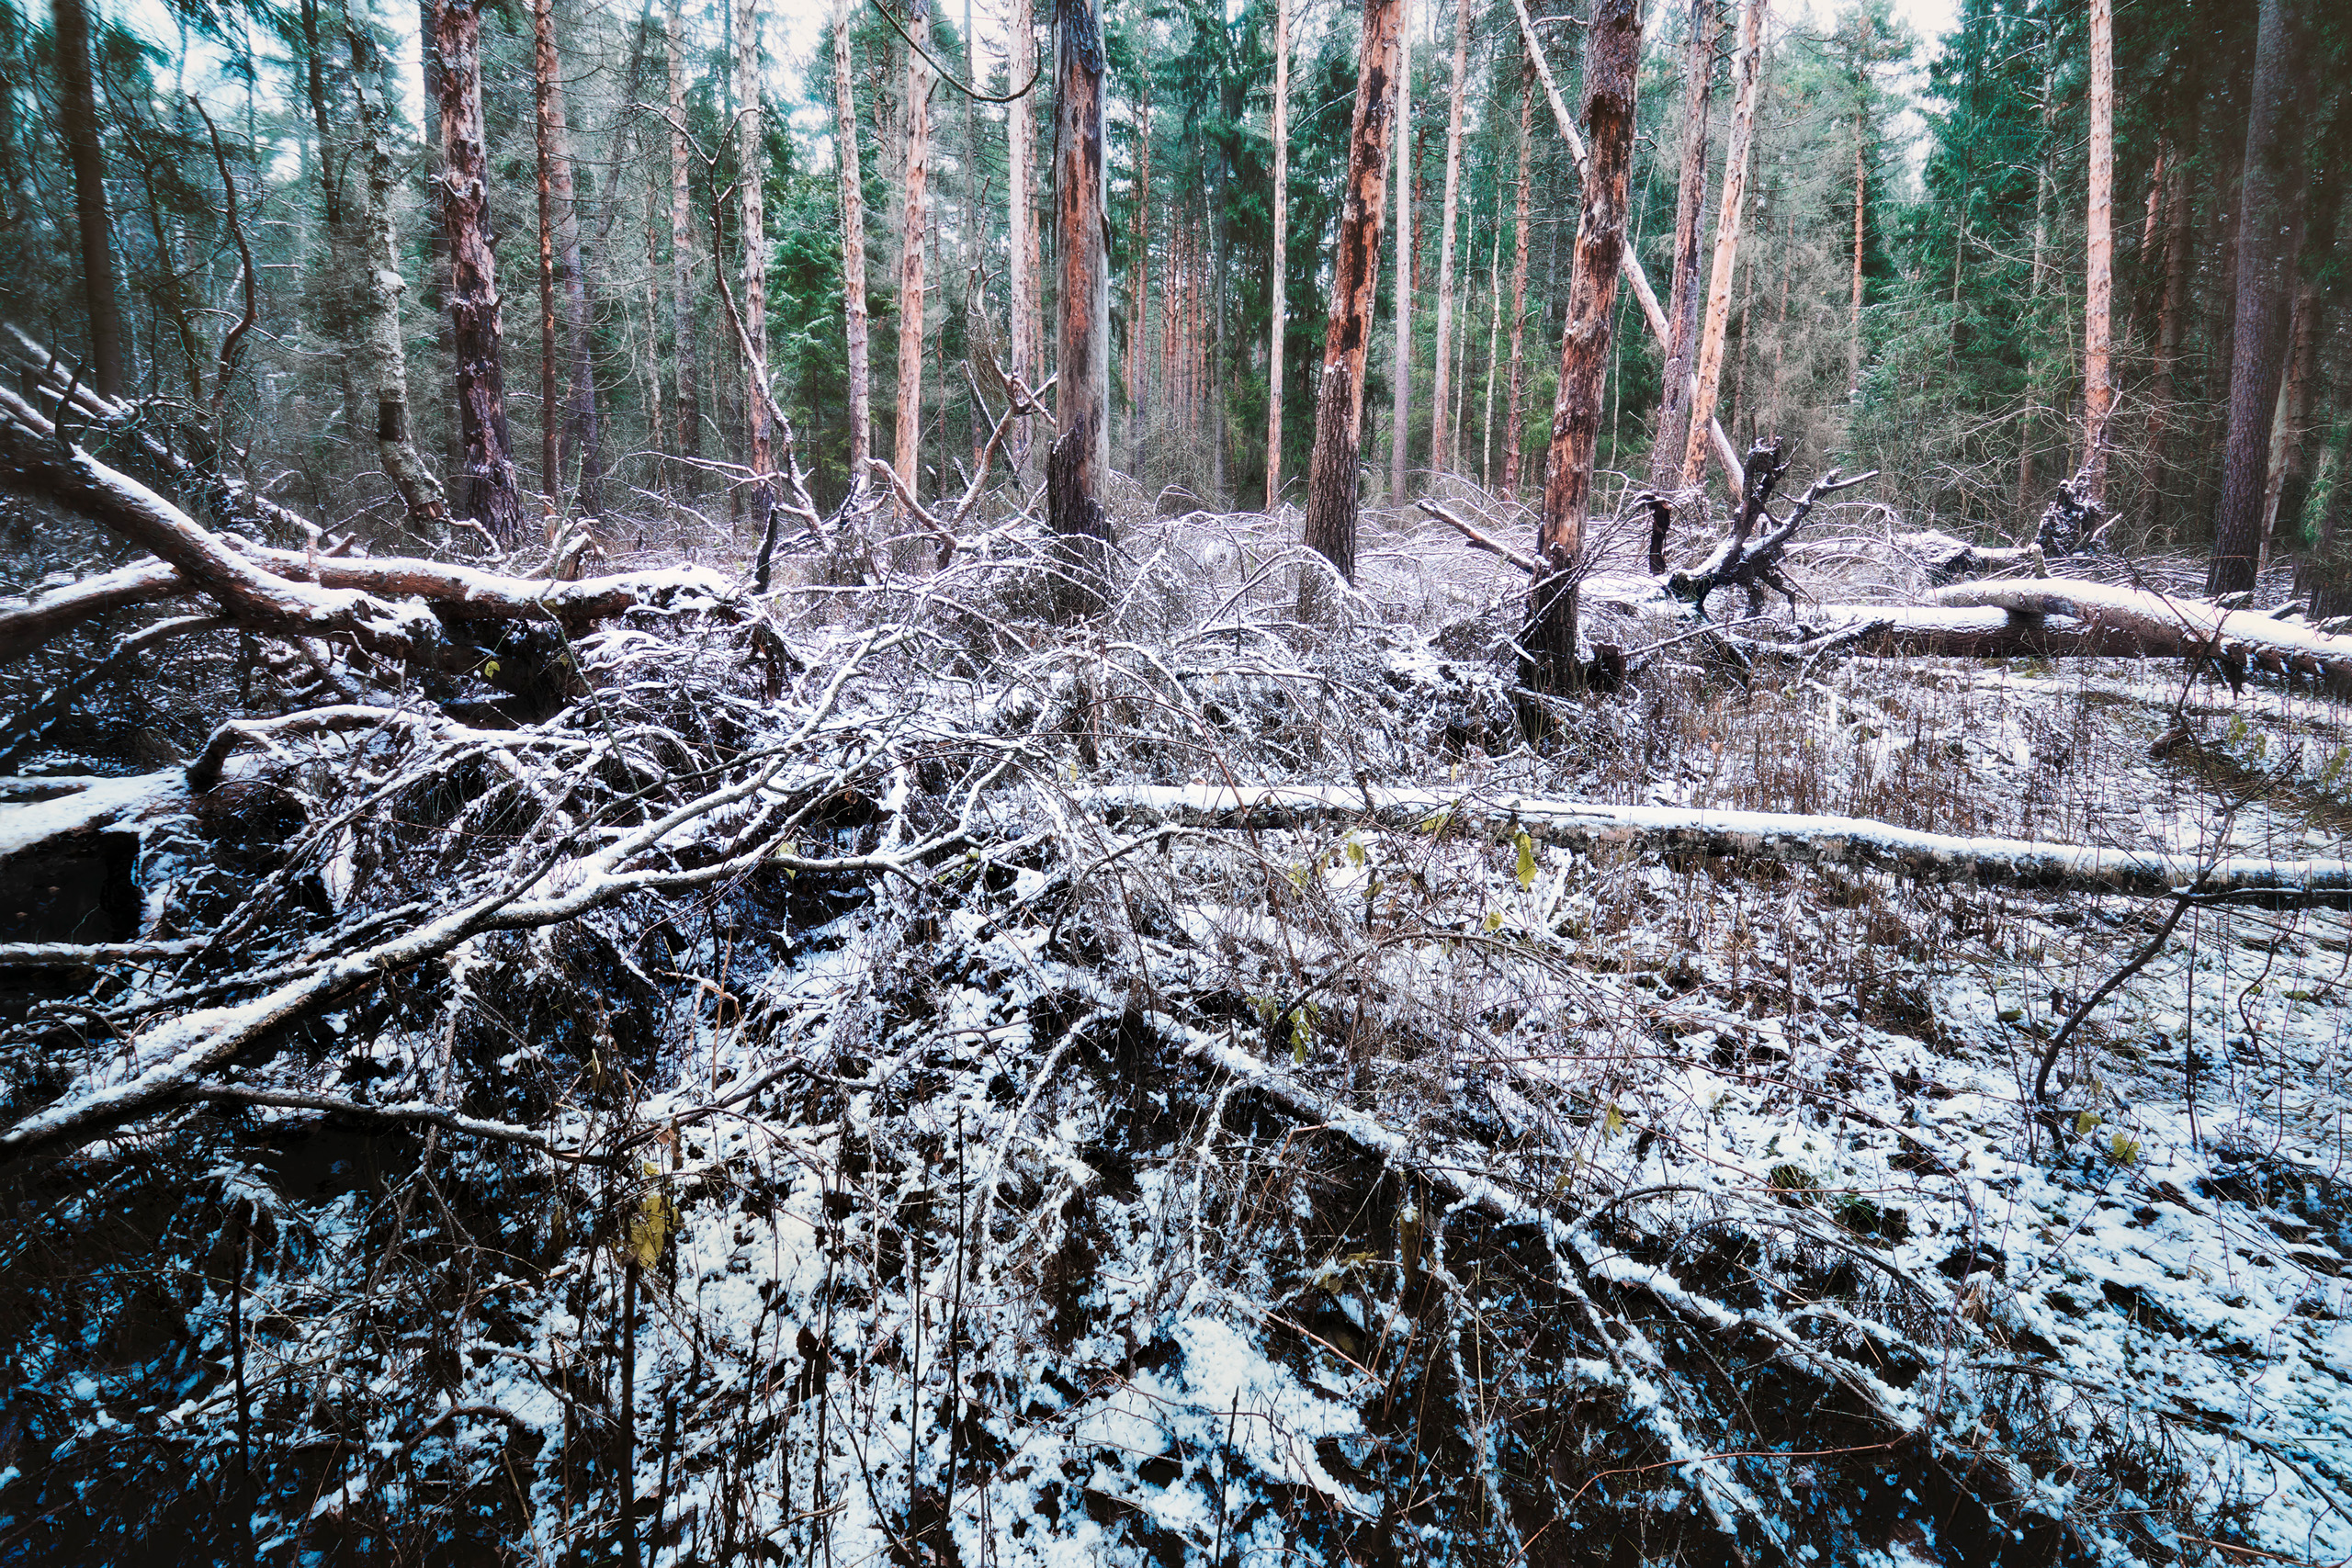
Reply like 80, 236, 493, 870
1082, 783, 2352, 905
1928, 578, 2352, 694
0, 380, 734, 700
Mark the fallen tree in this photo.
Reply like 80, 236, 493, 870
0, 361, 735, 705
1085, 782, 2352, 904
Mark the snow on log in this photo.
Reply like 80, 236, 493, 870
1930, 578, 2352, 692
1082, 783, 2352, 903
0, 559, 188, 661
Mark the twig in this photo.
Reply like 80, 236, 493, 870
1417, 500, 1539, 574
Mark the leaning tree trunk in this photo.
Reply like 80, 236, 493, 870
350, 37, 448, 536
1387, 13, 1413, 506
1525, 0, 1638, 695
1047, 0, 1112, 619
1648, 0, 1716, 499
1300, 0, 1405, 586
2209, 0, 2313, 598
1680, 0, 1761, 491
1127, 79, 1152, 474
666, 0, 701, 479
1499, 62, 1534, 502
1428, 0, 1471, 479
430, 0, 525, 544
831, 0, 872, 486
52, 0, 122, 400
1264, 0, 1289, 509
895, 0, 931, 504
2081, 0, 2113, 506
735, 0, 772, 524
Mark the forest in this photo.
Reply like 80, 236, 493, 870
6, 0, 2352, 1561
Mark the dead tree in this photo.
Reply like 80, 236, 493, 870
1524, 0, 1639, 694
430, 0, 526, 544
1047, 0, 1113, 619
1662, 440, 1875, 617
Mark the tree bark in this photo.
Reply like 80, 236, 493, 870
1480, 202, 1501, 490
1526, 0, 1638, 694
535, 0, 563, 503
1008, 0, 1039, 479
1649, 0, 1715, 498
1048, 0, 1112, 617
2081, 0, 2113, 505
52, 0, 122, 400
2148, 120, 2194, 530
349, 35, 448, 537
1264, 0, 1289, 508
2209, 0, 2313, 598
1388, 7, 1413, 505
736, 0, 773, 523
831, 0, 872, 487
1429, 0, 1472, 479
1128, 78, 1152, 474
430, 0, 525, 544
894, 0, 931, 502
666, 0, 701, 476
1500, 63, 1534, 502
1300, 0, 1405, 585
1681, 0, 1761, 491
2258, 280, 2316, 577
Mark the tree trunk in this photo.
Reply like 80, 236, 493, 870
895, 0, 931, 502
831, 0, 872, 486
1264, 0, 1289, 509
1429, 0, 1471, 480
667, 0, 701, 476
2258, 281, 2316, 577
1048, 0, 1112, 617
736, 0, 772, 524
1388, 8, 1413, 505
1300, 0, 1405, 584
2082, 0, 2113, 505
1526, 0, 1638, 694
534, 0, 563, 503
1680, 0, 1762, 490
430, 0, 525, 543
1128, 79, 1152, 474
2209, 0, 2313, 598
1648, 0, 1715, 497
52, 0, 122, 400
1008, 0, 1039, 479
1499, 63, 1534, 502
2148, 120, 2194, 531
350, 35, 447, 536
1480, 198, 1501, 491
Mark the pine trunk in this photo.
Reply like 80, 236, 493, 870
1481, 202, 1501, 491
667, 0, 700, 471
1499, 65, 1534, 502
1007, 0, 1038, 478
1048, 0, 1112, 617
1527, 0, 1639, 694
1648, 0, 1715, 497
895, 0, 930, 499
1429, 0, 1471, 479
1301, 0, 1405, 583
736, 0, 772, 521
2258, 280, 2317, 575
1388, 10, 1413, 505
2147, 128, 2193, 527
2209, 0, 2312, 597
831, 0, 872, 484
2082, 0, 2114, 504
1680, 0, 1762, 490
430, 0, 525, 542
1264, 0, 1289, 509
53, 0, 122, 400
1128, 81, 1151, 473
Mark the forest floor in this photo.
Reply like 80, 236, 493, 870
7, 487, 2352, 1567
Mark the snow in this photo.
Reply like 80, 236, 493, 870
0, 769, 184, 858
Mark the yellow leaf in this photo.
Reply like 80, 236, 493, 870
2074, 1110, 2102, 1136
1344, 839, 1366, 868
481, 659, 500, 681
1514, 829, 1537, 892
1602, 1104, 1626, 1138
1481, 909, 1504, 932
